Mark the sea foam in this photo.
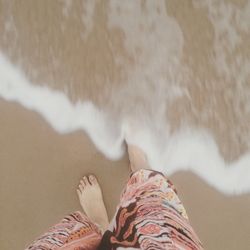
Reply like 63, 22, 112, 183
0, 53, 250, 195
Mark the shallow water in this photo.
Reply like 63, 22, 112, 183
0, 1, 250, 249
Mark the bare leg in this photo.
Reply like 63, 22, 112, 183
127, 144, 151, 172
77, 175, 109, 232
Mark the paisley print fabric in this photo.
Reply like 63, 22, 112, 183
26, 169, 203, 250
26, 212, 102, 250
99, 169, 203, 249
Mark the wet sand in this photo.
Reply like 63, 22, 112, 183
0, 99, 129, 249
1, 98, 250, 249
0, 1, 250, 249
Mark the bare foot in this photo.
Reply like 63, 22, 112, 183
127, 144, 151, 172
77, 175, 109, 231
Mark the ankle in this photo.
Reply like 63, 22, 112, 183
97, 219, 109, 232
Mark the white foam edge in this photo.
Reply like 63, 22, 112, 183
125, 127, 250, 195
0, 53, 125, 159
0, 52, 250, 195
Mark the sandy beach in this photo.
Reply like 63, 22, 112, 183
0, 1, 250, 249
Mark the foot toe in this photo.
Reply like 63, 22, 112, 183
77, 189, 81, 197
89, 174, 97, 185
80, 179, 85, 188
83, 176, 89, 186
79, 183, 84, 192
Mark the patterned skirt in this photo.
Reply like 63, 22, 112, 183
26, 169, 203, 250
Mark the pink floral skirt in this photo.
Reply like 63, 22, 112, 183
26, 169, 203, 250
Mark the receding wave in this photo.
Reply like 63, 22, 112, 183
0, 53, 250, 195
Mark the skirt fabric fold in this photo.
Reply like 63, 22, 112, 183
26, 169, 203, 250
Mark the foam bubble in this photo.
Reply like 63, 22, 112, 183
80, 0, 96, 40
0, 53, 124, 159
193, 0, 250, 83
0, 52, 250, 195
